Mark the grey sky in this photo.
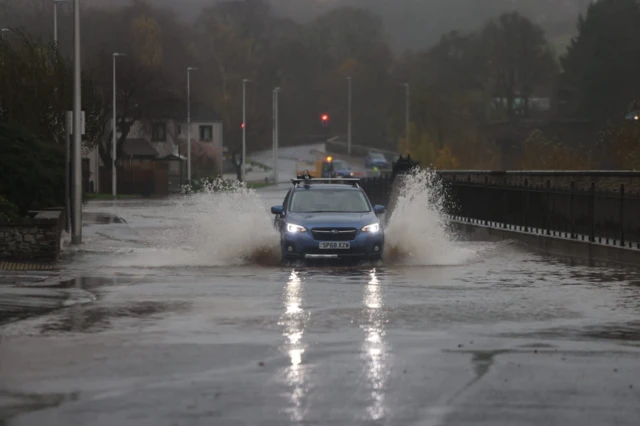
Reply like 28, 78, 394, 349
84, 0, 592, 51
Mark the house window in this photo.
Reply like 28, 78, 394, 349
152, 122, 166, 141
199, 125, 213, 141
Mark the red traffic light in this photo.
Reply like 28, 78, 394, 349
321, 114, 329, 121
241, 122, 245, 128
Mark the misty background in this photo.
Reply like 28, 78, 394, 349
81, 0, 592, 52
3, 0, 639, 180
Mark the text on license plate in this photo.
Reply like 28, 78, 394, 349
319, 242, 350, 250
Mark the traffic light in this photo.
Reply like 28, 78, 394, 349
321, 114, 329, 126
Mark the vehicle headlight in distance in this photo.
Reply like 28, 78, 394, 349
287, 223, 307, 233
361, 223, 380, 233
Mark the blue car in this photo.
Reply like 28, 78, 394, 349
271, 177, 385, 262
364, 152, 390, 170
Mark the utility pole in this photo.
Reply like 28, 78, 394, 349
71, 0, 81, 244
241, 79, 251, 182
112, 53, 126, 199
186, 67, 197, 183
347, 76, 352, 155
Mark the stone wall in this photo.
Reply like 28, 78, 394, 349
437, 171, 640, 192
0, 210, 63, 262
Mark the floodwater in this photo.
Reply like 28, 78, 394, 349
1, 174, 640, 425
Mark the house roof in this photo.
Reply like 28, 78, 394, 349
142, 99, 221, 122
122, 139, 159, 158
159, 153, 187, 161
190, 102, 222, 122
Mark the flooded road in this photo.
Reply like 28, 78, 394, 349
2, 183, 640, 425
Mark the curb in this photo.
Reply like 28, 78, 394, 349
0, 262, 56, 272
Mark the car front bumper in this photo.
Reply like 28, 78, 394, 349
282, 230, 384, 260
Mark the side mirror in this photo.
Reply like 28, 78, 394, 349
374, 205, 385, 215
271, 205, 283, 215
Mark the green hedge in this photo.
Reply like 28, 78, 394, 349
0, 123, 65, 215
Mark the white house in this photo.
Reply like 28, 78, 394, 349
86, 103, 223, 193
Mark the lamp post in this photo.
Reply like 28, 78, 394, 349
186, 67, 197, 183
272, 87, 280, 183
241, 78, 251, 182
112, 53, 126, 199
71, 0, 81, 244
404, 83, 410, 145
53, 0, 69, 45
347, 76, 352, 155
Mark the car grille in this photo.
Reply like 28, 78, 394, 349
311, 227, 358, 241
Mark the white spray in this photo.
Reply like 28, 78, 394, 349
117, 179, 281, 268
384, 169, 477, 266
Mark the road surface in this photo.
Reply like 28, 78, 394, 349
1, 187, 640, 425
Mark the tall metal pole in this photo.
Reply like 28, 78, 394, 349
275, 87, 280, 184
186, 67, 197, 183
112, 53, 125, 199
53, 0, 69, 45
241, 79, 250, 182
64, 114, 71, 232
272, 87, 280, 183
347, 76, 352, 155
272, 89, 276, 182
405, 83, 410, 145
112, 55, 117, 199
71, 0, 81, 244
53, 1, 58, 44
187, 69, 191, 183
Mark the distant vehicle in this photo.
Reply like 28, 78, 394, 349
296, 156, 353, 178
271, 176, 385, 262
365, 152, 390, 170
331, 159, 353, 177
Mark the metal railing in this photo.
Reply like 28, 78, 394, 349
359, 174, 640, 249
447, 180, 640, 248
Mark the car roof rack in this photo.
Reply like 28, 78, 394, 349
291, 172, 360, 188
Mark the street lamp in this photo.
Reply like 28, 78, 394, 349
404, 83, 410, 145
272, 87, 280, 183
71, 0, 81, 244
186, 66, 198, 183
241, 78, 251, 182
347, 76, 352, 155
112, 52, 126, 199
53, 0, 69, 45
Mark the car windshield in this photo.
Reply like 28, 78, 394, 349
370, 153, 385, 160
289, 189, 370, 213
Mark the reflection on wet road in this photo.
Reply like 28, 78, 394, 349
1, 196, 640, 425
361, 269, 389, 421
280, 271, 309, 422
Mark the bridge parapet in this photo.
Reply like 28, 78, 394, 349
437, 170, 640, 192
359, 169, 640, 251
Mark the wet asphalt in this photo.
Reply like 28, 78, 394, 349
1, 190, 640, 425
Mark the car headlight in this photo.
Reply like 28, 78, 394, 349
361, 223, 380, 233
287, 223, 307, 233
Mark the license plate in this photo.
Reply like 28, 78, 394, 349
319, 242, 350, 250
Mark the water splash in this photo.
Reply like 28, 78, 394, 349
384, 169, 477, 266
115, 178, 281, 268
